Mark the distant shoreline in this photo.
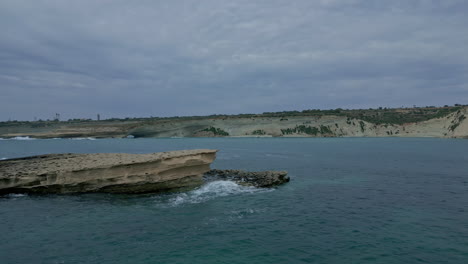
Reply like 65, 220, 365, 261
1, 106, 467, 139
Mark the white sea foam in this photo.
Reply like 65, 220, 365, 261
6, 193, 27, 198
9, 136, 35, 140
265, 153, 289, 159
0, 157, 6, 160
217, 154, 241, 160
71, 137, 96, 140
162, 181, 271, 207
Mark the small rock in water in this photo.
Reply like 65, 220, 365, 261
205, 169, 289, 187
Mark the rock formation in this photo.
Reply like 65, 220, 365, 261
205, 169, 290, 187
0, 149, 217, 194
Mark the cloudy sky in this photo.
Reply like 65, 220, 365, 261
1, 0, 467, 121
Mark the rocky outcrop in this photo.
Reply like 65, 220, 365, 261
0, 149, 217, 194
205, 169, 290, 187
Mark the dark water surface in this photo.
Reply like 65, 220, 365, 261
1, 137, 468, 264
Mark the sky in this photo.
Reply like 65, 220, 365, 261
1, 0, 467, 121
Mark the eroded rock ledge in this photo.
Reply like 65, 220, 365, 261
0, 149, 217, 194
205, 169, 290, 187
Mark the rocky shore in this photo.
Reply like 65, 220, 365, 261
0, 150, 217, 194
205, 169, 290, 187
0, 150, 290, 195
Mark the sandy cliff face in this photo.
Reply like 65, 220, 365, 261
124, 107, 468, 138
1, 107, 467, 139
0, 120, 138, 139
0, 149, 217, 194
370, 107, 468, 138
448, 107, 468, 138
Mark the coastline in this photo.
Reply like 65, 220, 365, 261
1, 106, 467, 139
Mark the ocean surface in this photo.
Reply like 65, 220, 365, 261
1, 137, 467, 264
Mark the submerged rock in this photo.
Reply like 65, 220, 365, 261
0, 149, 217, 194
205, 169, 290, 187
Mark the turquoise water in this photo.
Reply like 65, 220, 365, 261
1, 137, 468, 264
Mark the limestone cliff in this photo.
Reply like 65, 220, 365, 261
0, 149, 217, 194
124, 106, 468, 138
0, 107, 467, 139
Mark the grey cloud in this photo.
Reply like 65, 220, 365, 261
0, 0, 467, 121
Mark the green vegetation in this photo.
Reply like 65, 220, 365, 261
252, 129, 266, 135
320, 125, 332, 134
354, 107, 462, 125
449, 114, 466, 131
281, 125, 333, 136
263, 106, 464, 125
282, 125, 318, 135
359, 121, 366, 133
201, 126, 229, 136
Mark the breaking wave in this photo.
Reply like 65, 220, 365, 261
8, 193, 27, 197
156, 181, 272, 207
0, 136, 98, 140
1, 193, 27, 198
0, 136, 36, 140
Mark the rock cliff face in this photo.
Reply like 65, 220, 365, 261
124, 107, 468, 138
0, 149, 217, 194
1, 107, 467, 139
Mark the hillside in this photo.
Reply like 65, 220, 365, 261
1, 106, 467, 139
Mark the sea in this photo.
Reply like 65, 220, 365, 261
1, 137, 467, 264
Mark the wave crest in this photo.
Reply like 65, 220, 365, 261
0, 136, 36, 140
157, 181, 271, 207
